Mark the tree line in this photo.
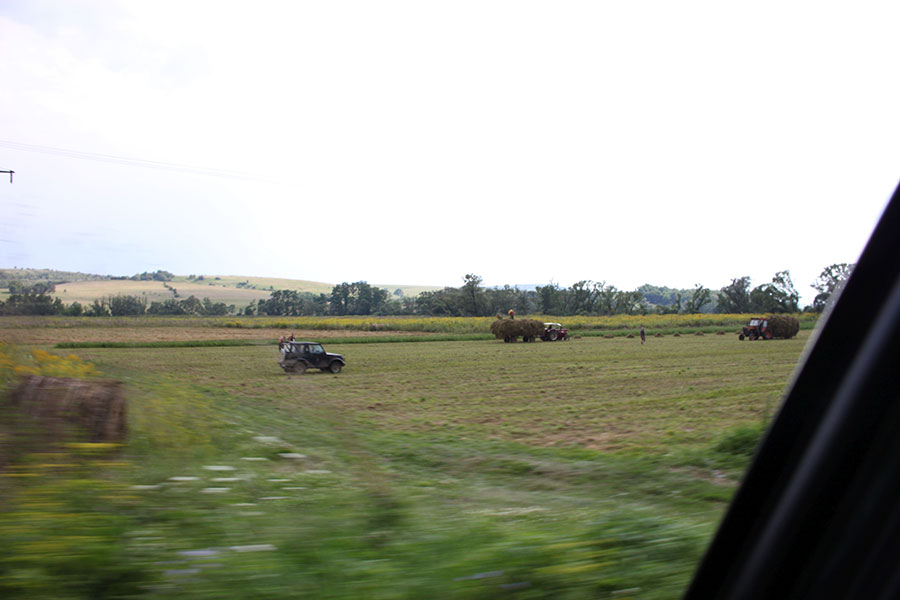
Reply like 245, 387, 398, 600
0, 263, 854, 317
0, 292, 234, 316
247, 263, 853, 317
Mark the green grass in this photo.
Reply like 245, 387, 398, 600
0, 329, 809, 598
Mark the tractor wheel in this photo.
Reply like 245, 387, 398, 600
548, 331, 559, 341
504, 337, 510, 343
328, 361, 342, 374
739, 334, 745, 340
563, 334, 569, 341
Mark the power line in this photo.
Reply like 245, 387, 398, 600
0, 139, 278, 183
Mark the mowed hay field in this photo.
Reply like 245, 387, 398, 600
53, 280, 272, 308
50, 278, 442, 308
74, 332, 802, 454
171, 276, 439, 297
171, 276, 335, 294
0, 324, 425, 345
0, 322, 810, 598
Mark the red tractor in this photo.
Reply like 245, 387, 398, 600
541, 322, 569, 341
739, 317, 773, 340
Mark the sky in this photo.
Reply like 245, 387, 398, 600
2, 1, 899, 306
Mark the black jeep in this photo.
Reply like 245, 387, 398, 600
278, 341, 346, 374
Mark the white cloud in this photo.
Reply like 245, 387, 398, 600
1, 1, 898, 303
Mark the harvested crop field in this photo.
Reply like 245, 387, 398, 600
0, 324, 427, 345
1, 317, 813, 598
52, 279, 272, 308
68, 330, 805, 454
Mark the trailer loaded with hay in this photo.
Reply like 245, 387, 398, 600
739, 315, 800, 340
491, 318, 545, 342
490, 318, 569, 342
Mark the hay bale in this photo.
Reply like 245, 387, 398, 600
695, 331, 705, 336
655, 333, 663, 338
490, 318, 544, 341
6, 375, 126, 445
766, 314, 800, 339
716, 331, 726, 335
673, 333, 681, 337
604, 334, 615, 339
627, 333, 635, 338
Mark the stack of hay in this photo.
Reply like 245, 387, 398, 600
2, 376, 126, 467
766, 314, 800, 339
490, 318, 545, 342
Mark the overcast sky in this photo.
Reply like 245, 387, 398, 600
2, 1, 898, 304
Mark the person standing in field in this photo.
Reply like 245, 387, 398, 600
508, 309, 515, 319
640, 325, 646, 345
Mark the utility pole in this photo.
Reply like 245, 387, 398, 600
0, 170, 12, 183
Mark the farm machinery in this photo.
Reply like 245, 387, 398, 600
739, 315, 799, 340
490, 318, 570, 342
540, 322, 569, 341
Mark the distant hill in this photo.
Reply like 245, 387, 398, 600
0, 269, 442, 309
172, 276, 441, 299
173, 275, 335, 295
51, 280, 271, 309
0, 268, 109, 285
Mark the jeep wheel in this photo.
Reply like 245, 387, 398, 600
328, 361, 342, 374
293, 362, 307, 374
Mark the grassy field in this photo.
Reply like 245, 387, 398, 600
0, 321, 810, 598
